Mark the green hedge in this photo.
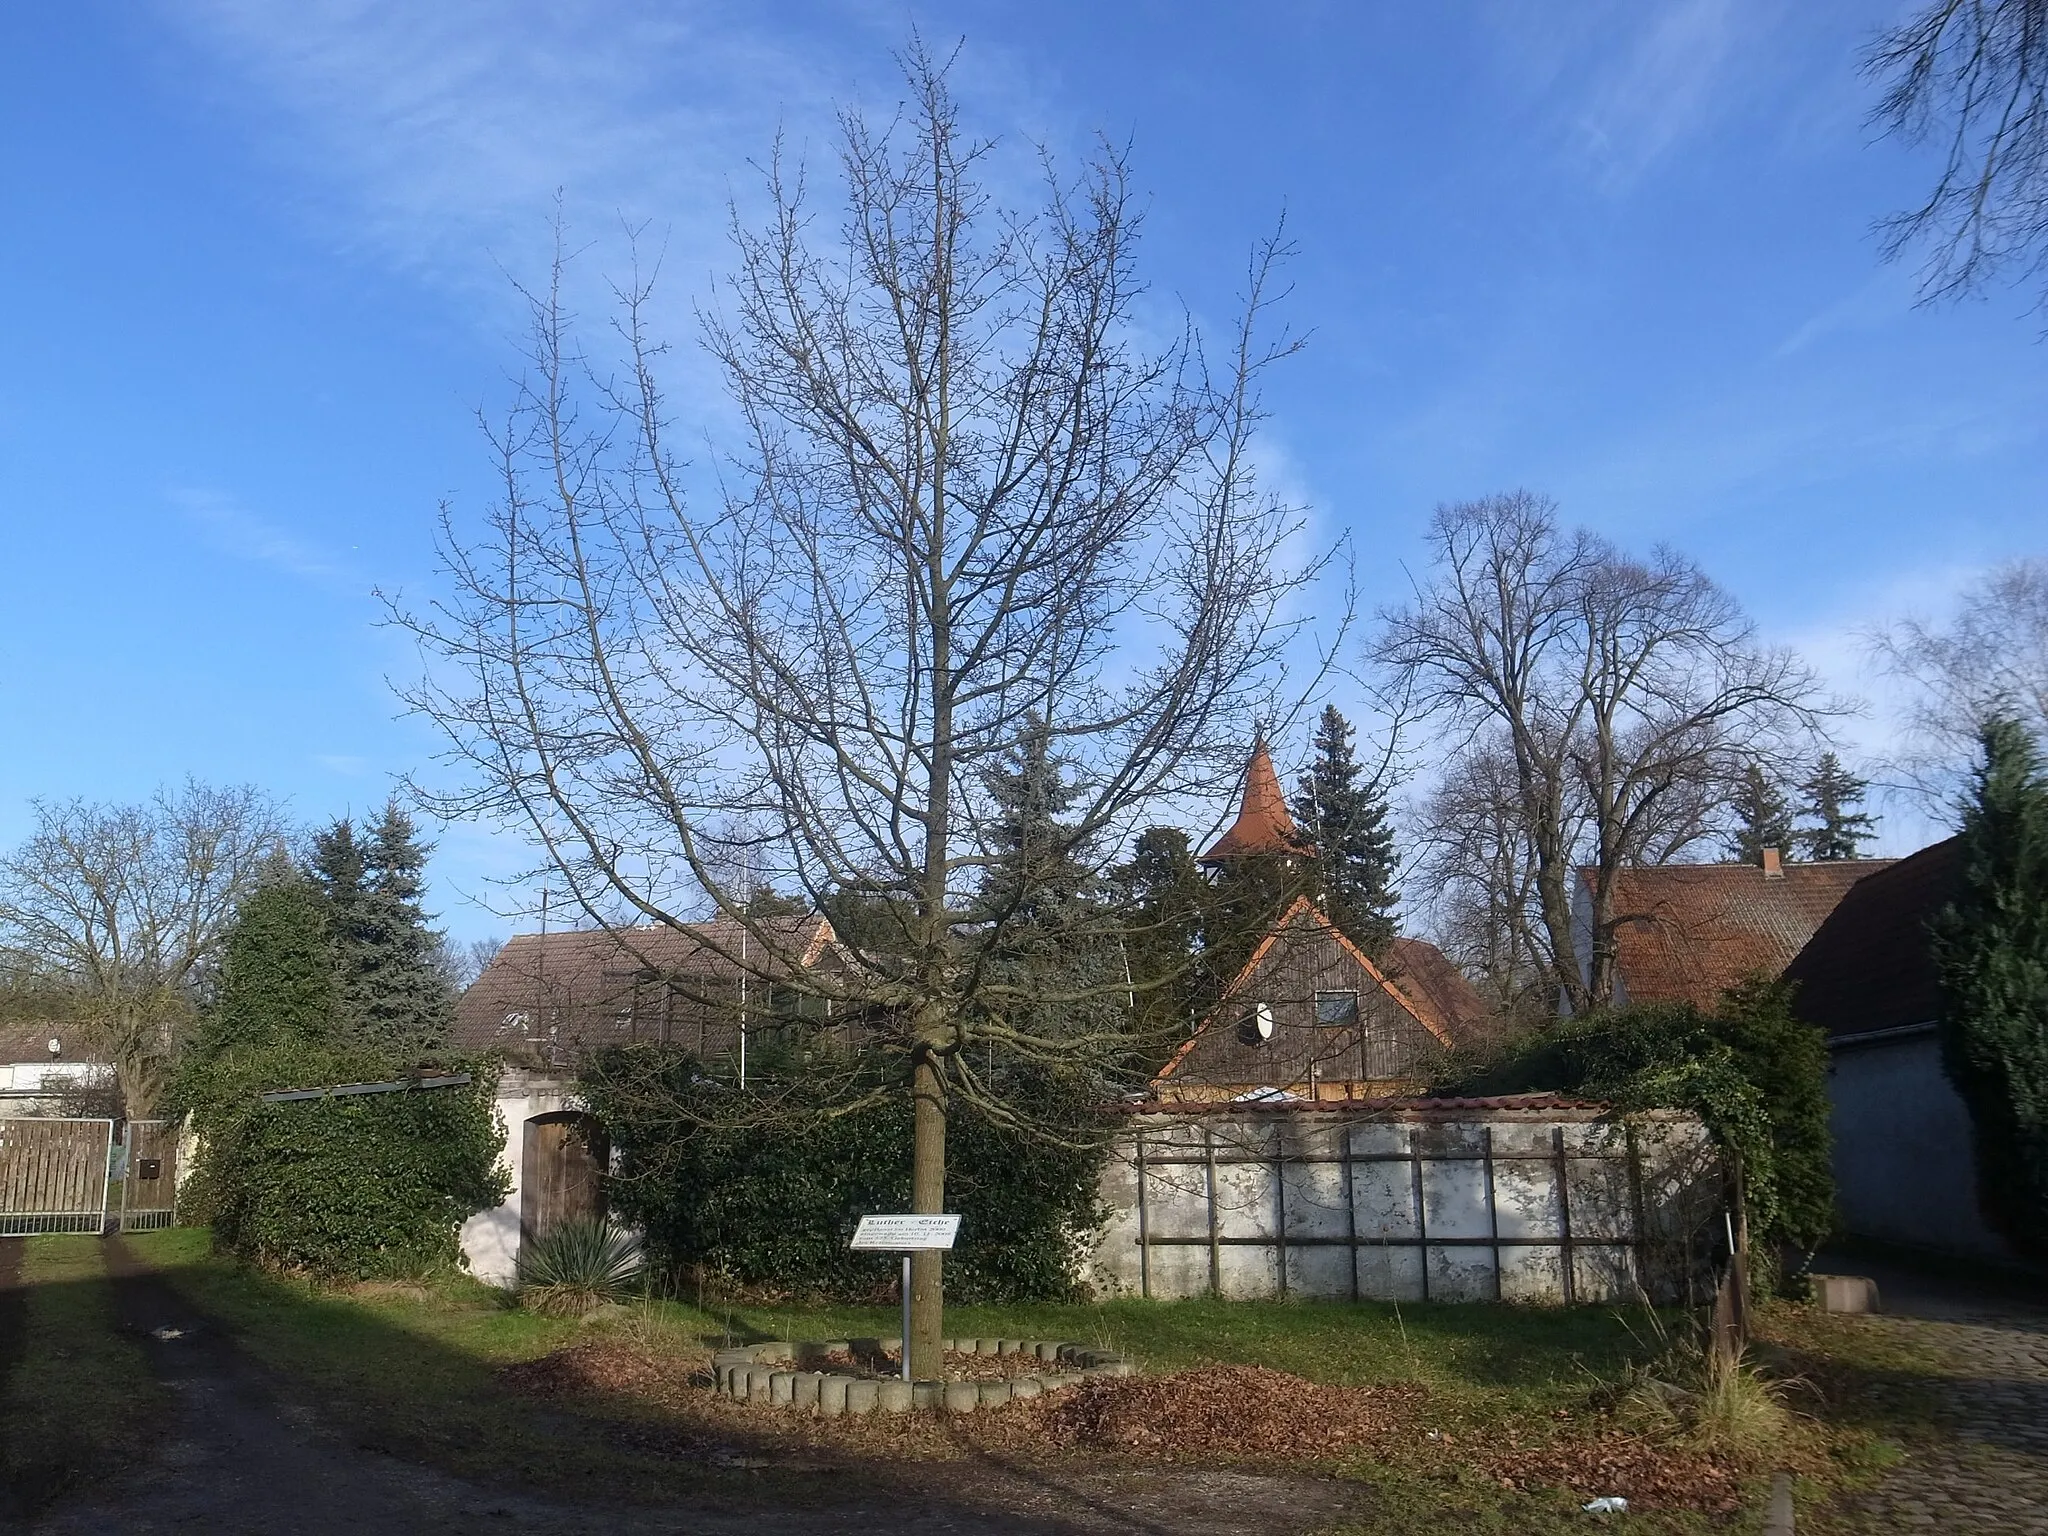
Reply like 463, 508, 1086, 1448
183, 1048, 508, 1280
1441, 978, 1834, 1266
581, 1047, 1107, 1303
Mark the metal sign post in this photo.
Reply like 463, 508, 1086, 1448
850, 1214, 961, 1381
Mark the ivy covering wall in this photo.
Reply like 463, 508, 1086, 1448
1441, 978, 1834, 1267
581, 1046, 1107, 1302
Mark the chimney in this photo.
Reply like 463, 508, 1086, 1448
1760, 846, 1783, 879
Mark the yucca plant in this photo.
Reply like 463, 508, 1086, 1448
515, 1217, 646, 1317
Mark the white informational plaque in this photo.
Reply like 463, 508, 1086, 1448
850, 1214, 962, 1251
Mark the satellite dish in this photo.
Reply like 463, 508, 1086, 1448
1252, 1003, 1274, 1041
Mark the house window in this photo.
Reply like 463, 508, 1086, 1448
1315, 991, 1359, 1028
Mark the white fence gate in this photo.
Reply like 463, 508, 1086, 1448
0, 1117, 113, 1236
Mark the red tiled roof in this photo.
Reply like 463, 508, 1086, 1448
1783, 838, 1961, 1040
1201, 742, 1301, 862
1591, 859, 1893, 1010
1383, 937, 1492, 1047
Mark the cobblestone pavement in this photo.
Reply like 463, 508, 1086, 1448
1831, 1261, 2048, 1534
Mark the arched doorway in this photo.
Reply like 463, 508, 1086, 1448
519, 1111, 608, 1246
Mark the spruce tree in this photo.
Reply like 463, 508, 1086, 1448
1113, 827, 1212, 1041
1290, 706, 1398, 954
1796, 752, 1878, 861
1930, 717, 2048, 1259
979, 716, 1090, 927
1726, 762, 1796, 863
310, 804, 453, 1058
360, 801, 455, 1057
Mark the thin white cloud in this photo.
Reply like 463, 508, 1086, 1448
162, 1, 854, 321
173, 486, 356, 584
1482, 0, 1761, 193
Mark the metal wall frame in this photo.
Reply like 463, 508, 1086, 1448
1095, 1109, 1718, 1305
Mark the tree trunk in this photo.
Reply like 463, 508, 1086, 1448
908, 1049, 947, 1378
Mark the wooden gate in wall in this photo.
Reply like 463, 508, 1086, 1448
519, 1111, 608, 1245
0, 1118, 113, 1236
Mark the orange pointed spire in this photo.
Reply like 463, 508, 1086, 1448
1201, 738, 1301, 862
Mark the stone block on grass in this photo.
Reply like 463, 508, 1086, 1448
943, 1382, 981, 1414
845, 1380, 880, 1416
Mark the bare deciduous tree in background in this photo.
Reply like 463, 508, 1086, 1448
1871, 556, 2048, 800
1378, 493, 1827, 1017
1866, 0, 2048, 308
394, 47, 1319, 1363
0, 780, 288, 1113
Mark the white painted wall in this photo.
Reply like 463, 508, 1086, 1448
1828, 1029, 2006, 1258
459, 1070, 581, 1286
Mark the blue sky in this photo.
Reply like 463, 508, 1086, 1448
1, 2, 2040, 943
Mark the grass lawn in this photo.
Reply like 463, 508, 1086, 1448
120, 1228, 1936, 1533
1, 1235, 166, 1513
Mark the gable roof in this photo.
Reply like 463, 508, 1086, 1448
450, 913, 835, 1055
1156, 898, 1453, 1085
1201, 741, 1301, 862
1590, 858, 1893, 1010
1383, 936, 1493, 1048
1783, 837, 1962, 1040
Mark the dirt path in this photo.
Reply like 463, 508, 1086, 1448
25, 1239, 1365, 1536
1825, 1255, 2048, 1535
0, 1239, 26, 1527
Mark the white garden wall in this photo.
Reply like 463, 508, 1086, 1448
1089, 1102, 1719, 1305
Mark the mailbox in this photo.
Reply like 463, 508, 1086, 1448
136, 1158, 162, 1180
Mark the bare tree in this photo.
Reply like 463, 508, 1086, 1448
1378, 493, 1827, 1016
393, 46, 1319, 1362
0, 781, 289, 1112
436, 935, 505, 994
1411, 736, 1548, 1021
1870, 556, 2048, 799
1866, 0, 2048, 308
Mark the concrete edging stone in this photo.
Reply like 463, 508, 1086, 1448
710, 1337, 1133, 1415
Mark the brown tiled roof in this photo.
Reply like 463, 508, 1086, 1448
0, 1024, 97, 1065
450, 914, 834, 1060
1201, 741, 1301, 862
1593, 858, 1893, 1010
1783, 838, 1961, 1040
1382, 937, 1492, 1047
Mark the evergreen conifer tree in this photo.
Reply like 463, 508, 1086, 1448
1113, 827, 1212, 1043
1290, 706, 1398, 954
310, 805, 453, 1058
196, 871, 338, 1058
1930, 717, 2048, 1259
979, 716, 1091, 925
1726, 762, 1796, 863
1796, 752, 1878, 861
